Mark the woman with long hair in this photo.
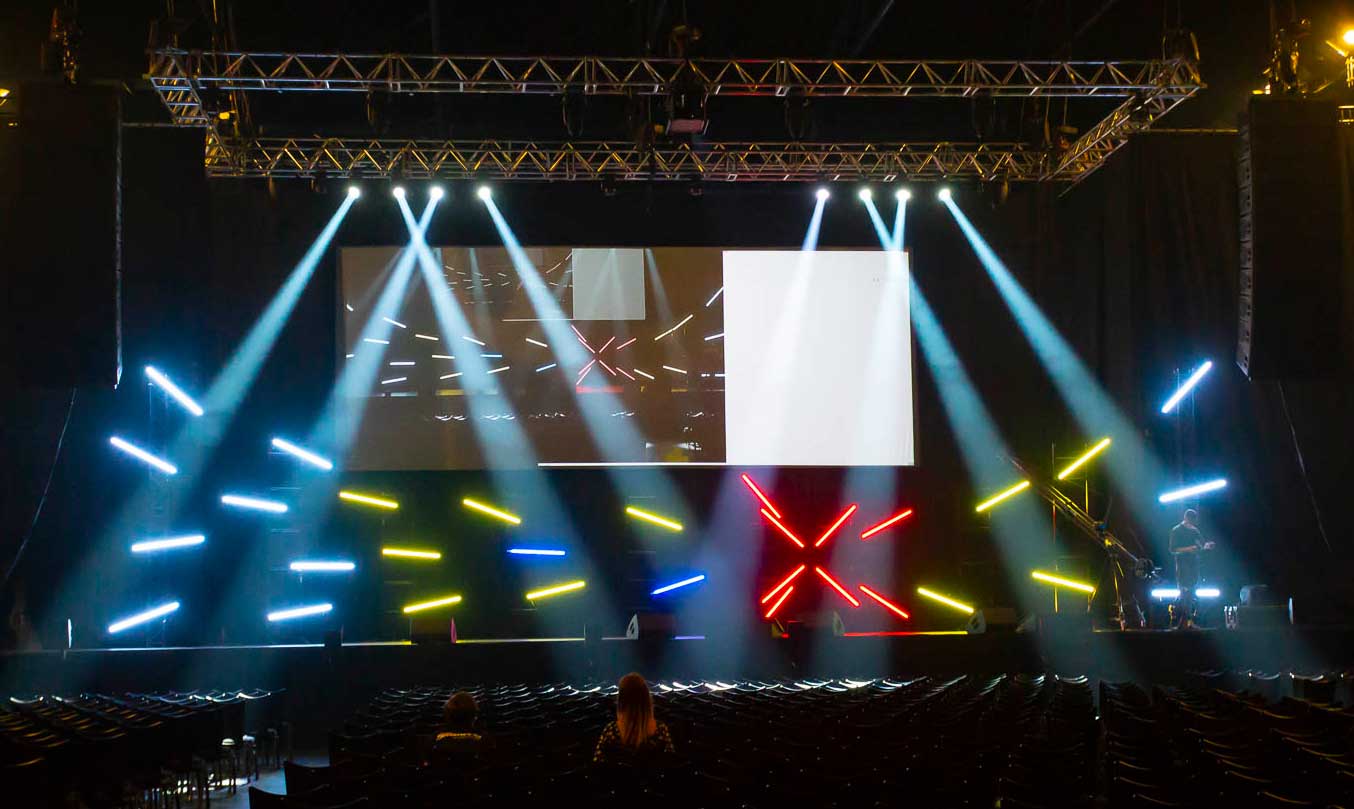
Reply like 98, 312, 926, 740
593, 672, 675, 764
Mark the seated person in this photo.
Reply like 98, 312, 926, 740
433, 691, 483, 754
593, 673, 675, 764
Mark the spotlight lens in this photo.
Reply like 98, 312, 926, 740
938, 187, 952, 201
815, 187, 831, 201
476, 186, 492, 201
430, 185, 445, 200
347, 185, 361, 199
857, 188, 872, 201
896, 188, 911, 201
393, 186, 406, 198
1344, 28, 1354, 46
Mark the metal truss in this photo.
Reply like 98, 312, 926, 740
203, 135, 1070, 181
148, 49, 1203, 183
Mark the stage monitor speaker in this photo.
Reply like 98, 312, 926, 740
967, 607, 1020, 634
1231, 604, 1290, 629
1240, 584, 1280, 606
626, 612, 677, 641
6, 81, 122, 388
1236, 97, 1347, 379
771, 610, 844, 638
410, 616, 457, 645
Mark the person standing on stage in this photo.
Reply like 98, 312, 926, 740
1169, 509, 1214, 628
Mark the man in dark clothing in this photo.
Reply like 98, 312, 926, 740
1168, 509, 1213, 628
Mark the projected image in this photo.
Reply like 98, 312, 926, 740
340, 246, 913, 469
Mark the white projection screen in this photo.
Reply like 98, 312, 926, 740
723, 250, 914, 466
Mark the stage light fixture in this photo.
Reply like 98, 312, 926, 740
916, 587, 974, 614
1150, 587, 1181, 599
108, 601, 180, 634
144, 366, 205, 416
896, 188, 912, 201
130, 534, 205, 553
814, 567, 861, 607
477, 185, 492, 201
1160, 360, 1213, 414
760, 508, 805, 548
535, 363, 557, 372
651, 574, 707, 596
740, 473, 782, 519
347, 185, 361, 198
632, 368, 655, 380
402, 594, 462, 613
221, 493, 288, 513
339, 490, 400, 510
289, 560, 356, 573
1195, 587, 1222, 599
393, 185, 406, 199
761, 564, 807, 604
816, 187, 831, 201
525, 580, 585, 601
1031, 570, 1096, 594
267, 603, 333, 622
858, 188, 872, 201
653, 314, 693, 341
938, 187, 952, 201
858, 585, 911, 619
270, 437, 334, 471
508, 548, 567, 556
814, 504, 858, 548
1344, 27, 1354, 46
382, 547, 442, 560
526, 337, 549, 348
764, 585, 795, 619
462, 497, 522, 525
625, 506, 684, 532
109, 436, 178, 475
860, 509, 914, 540
1157, 478, 1227, 503
1056, 437, 1111, 480
429, 185, 445, 200
975, 480, 1030, 512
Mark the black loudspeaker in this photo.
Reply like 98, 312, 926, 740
1236, 97, 1346, 379
966, 607, 1020, 634
626, 613, 677, 641
411, 616, 457, 645
6, 82, 122, 388
1232, 604, 1290, 629
1240, 584, 1279, 606
771, 610, 844, 638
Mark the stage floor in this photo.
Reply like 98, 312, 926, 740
4, 627, 1352, 697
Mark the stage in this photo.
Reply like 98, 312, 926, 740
4, 626, 1352, 697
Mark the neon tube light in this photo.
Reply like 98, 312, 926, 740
760, 508, 805, 548
764, 585, 795, 618
1195, 587, 1221, 598
1056, 437, 1112, 480
858, 585, 911, 620
536, 363, 557, 372
220, 494, 288, 513
1158, 478, 1227, 503
402, 594, 463, 613
704, 332, 724, 341
662, 365, 687, 375
618, 368, 635, 380
975, 480, 1030, 512
462, 497, 521, 524
761, 565, 807, 604
108, 601, 179, 633
462, 335, 486, 346
109, 436, 178, 475
439, 372, 462, 380
526, 580, 586, 600
615, 337, 637, 351
597, 336, 615, 353
289, 561, 355, 572
654, 314, 693, 341
382, 547, 441, 560
625, 506, 684, 532
1151, 588, 1181, 599
571, 325, 595, 352
525, 337, 548, 347
338, 490, 399, 510
508, 548, 567, 556
415, 333, 439, 341
383, 317, 406, 328
1161, 360, 1213, 414
860, 509, 913, 540
633, 368, 655, 380
576, 359, 597, 384
487, 366, 510, 375
1031, 570, 1095, 594
144, 366, 204, 416
389, 361, 416, 366
916, 587, 974, 614
705, 287, 724, 307
380, 376, 408, 385
431, 354, 454, 359
363, 338, 389, 345
270, 437, 334, 471
651, 574, 707, 596
814, 504, 858, 548
740, 474, 782, 519
814, 567, 861, 607
598, 360, 616, 376
131, 534, 205, 553
267, 603, 332, 622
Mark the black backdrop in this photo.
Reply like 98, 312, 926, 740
3, 128, 1353, 647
